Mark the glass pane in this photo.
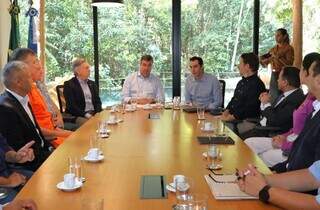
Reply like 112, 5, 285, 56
181, 0, 254, 107
98, 0, 172, 106
303, 0, 320, 54
259, 0, 292, 89
45, 0, 93, 86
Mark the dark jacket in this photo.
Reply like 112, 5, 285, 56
63, 77, 102, 117
0, 91, 51, 171
262, 88, 305, 133
286, 110, 320, 172
226, 74, 266, 120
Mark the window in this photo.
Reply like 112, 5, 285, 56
181, 0, 254, 106
98, 0, 172, 106
303, 0, 320, 54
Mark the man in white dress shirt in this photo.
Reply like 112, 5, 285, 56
122, 55, 165, 104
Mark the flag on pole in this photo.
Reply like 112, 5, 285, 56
26, 5, 38, 54
8, 0, 21, 59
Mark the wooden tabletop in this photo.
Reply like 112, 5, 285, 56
15, 109, 279, 210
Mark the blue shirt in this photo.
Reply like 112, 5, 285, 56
122, 71, 165, 103
184, 73, 222, 109
308, 160, 320, 204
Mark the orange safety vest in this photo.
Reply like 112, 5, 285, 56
28, 84, 64, 147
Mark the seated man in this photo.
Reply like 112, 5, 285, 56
0, 135, 34, 204
0, 61, 52, 171
221, 53, 266, 125
10, 48, 73, 147
63, 58, 102, 126
184, 56, 222, 109
245, 53, 320, 167
239, 66, 305, 139
272, 59, 320, 173
122, 55, 165, 104
237, 162, 320, 210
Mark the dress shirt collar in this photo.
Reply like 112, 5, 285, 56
192, 72, 207, 82
283, 88, 298, 98
242, 73, 257, 80
137, 71, 151, 79
77, 77, 88, 84
6, 88, 29, 106
312, 100, 320, 117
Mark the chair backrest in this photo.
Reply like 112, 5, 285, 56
219, 79, 226, 108
55, 85, 66, 113
121, 79, 125, 88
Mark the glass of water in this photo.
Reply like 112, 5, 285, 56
69, 156, 84, 183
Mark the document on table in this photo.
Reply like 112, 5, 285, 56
204, 175, 257, 200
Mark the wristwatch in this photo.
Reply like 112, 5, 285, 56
259, 185, 271, 203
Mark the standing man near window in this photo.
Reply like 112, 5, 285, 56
122, 55, 165, 104
185, 56, 222, 109
63, 58, 102, 126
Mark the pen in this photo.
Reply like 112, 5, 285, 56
235, 168, 251, 180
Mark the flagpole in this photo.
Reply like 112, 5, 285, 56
39, 0, 46, 76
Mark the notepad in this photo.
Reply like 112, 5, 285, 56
204, 175, 257, 200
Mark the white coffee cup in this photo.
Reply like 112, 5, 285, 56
64, 173, 76, 188
173, 175, 185, 185
126, 104, 132, 110
88, 148, 99, 160
204, 122, 213, 130
109, 115, 116, 123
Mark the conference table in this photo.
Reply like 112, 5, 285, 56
15, 108, 280, 210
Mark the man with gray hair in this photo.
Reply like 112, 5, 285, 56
63, 58, 102, 126
0, 61, 51, 171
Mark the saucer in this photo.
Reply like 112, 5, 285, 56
125, 108, 135, 112
83, 155, 104, 162
143, 106, 152, 110
57, 180, 83, 192
100, 133, 109, 138
107, 120, 118, 125
200, 127, 214, 132
166, 183, 176, 192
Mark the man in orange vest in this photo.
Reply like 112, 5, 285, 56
10, 48, 72, 148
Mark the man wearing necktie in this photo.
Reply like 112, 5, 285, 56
0, 61, 51, 171
238, 66, 305, 139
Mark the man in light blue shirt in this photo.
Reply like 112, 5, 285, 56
122, 55, 165, 104
184, 56, 222, 109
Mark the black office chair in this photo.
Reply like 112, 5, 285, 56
219, 79, 226, 108
55, 85, 76, 123
56, 85, 65, 113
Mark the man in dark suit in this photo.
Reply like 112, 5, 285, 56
0, 61, 51, 171
239, 66, 305, 139
272, 59, 320, 174
63, 58, 102, 126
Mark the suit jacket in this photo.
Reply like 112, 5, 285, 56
0, 91, 51, 171
286, 110, 320, 172
261, 88, 305, 133
63, 77, 102, 117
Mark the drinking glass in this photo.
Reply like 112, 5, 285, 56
197, 106, 205, 120
81, 198, 104, 210
131, 98, 137, 110
187, 193, 208, 210
173, 96, 181, 110
175, 176, 193, 206
68, 156, 84, 183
